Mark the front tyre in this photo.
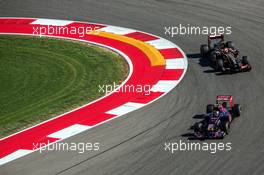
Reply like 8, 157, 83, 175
242, 56, 249, 65
210, 51, 217, 63
223, 121, 231, 135
233, 104, 241, 117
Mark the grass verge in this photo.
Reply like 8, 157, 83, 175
0, 35, 128, 138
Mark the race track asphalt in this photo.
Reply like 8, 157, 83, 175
0, 0, 264, 174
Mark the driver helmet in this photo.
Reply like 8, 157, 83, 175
222, 102, 227, 108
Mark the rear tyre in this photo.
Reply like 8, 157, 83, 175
206, 104, 214, 114
217, 59, 225, 72
233, 104, 241, 117
210, 51, 217, 62
200, 44, 209, 58
226, 41, 235, 49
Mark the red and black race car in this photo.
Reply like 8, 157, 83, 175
193, 95, 241, 139
200, 35, 251, 73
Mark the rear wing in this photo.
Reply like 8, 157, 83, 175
216, 95, 234, 107
208, 35, 224, 49
217, 95, 232, 101
208, 34, 224, 40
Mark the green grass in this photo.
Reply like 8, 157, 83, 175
0, 35, 128, 138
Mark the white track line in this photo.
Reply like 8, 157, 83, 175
98, 26, 136, 35
47, 124, 91, 139
106, 102, 145, 115
30, 19, 73, 26
0, 150, 33, 166
146, 38, 176, 49
165, 59, 186, 69
151, 80, 179, 93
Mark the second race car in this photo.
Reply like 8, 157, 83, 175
200, 35, 252, 73
193, 95, 241, 139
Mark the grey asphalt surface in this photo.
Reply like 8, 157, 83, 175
1, 0, 264, 175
